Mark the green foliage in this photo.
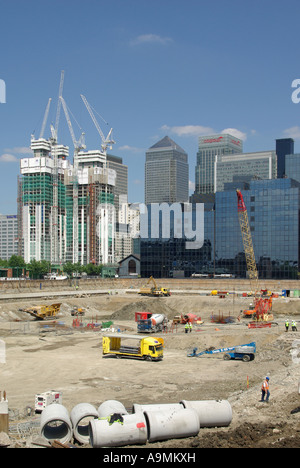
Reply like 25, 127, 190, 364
0, 255, 104, 279
27, 259, 51, 279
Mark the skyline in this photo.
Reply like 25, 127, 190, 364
1, 0, 300, 214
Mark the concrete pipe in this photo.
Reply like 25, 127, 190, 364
97, 400, 129, 418
89, 412, 147, 448
70, 403, 99, 444
180, 399, 232, 427
144, 408, 200, 443
132, 402, 184, 414
40, 403, 73, 444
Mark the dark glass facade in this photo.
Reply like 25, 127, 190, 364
140, 206, 214, 278
276, 138, 294, 178
140, 179, 300, 279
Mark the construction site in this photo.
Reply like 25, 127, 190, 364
1, 72, 299, 450
0, 275, 299, 449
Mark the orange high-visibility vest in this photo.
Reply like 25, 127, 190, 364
262, 380, 269, 391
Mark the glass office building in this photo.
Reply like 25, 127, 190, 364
195, 133, 243, 194
285, 154, 300, 184
215, 179, 300, 279
215, 151, 277, 192
140, 203, 214, 278
140, 178, 300, 279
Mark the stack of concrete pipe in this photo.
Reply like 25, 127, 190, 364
39, 398, 232, 447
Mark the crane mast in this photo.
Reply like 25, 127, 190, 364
60, 96, 85, 264
236, 189, 259, 294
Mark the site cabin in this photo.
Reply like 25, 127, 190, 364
102, 334, 164, 361
34, 390, 62, 413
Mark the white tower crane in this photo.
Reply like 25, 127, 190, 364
49, 71, 65, 265
80, 94, 115, 155
60, 95, 85, 264
39, 98, 52, 139
60, 96, 85, 152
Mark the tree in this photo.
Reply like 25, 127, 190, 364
8, 255, 26, 268
63, 262, 75, 277
83, 263, 102, 276
28, 259, 51, 279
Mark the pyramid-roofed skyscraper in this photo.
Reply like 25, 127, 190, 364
145, 136, 189, 204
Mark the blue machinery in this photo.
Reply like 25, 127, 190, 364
187, 342, 256, 362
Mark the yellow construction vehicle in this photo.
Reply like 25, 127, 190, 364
102, 334, 164, 361
138, 276, 170, 297
20, 303, 61, 320
71, 307, 85, 316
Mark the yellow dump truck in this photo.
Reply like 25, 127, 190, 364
102, 334, 164, 361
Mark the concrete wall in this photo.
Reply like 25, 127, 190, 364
0, 277, 298, 293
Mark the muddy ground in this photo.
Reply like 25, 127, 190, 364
0, 290, 300, 449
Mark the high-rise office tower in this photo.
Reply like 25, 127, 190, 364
276, 138, 294, 178
145, 136, 189, 204
215, 150, 277, 192
195, 133, 243, 194
0, 215, 19, 260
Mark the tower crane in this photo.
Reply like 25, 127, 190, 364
39, 98, 52, 139
80, 94, 115, 155
48, 71, 64, 265
236, 189, 259, 294
60, 95, 86, 264
236, 189, 273, 322
59, 96, 85, 152
52, 70, 65, 142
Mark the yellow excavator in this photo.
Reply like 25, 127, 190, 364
138, 276, 171, 297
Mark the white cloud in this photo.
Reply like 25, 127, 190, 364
283, 126, 300, 140
161, 124, 215, 137
4, 146, 33, 154
119, 145, 144, 153
0, 146, 33, 163
133, 179, 143, 185
221, 128, 247, 141
130, 34, 173, 46
161, 124, 247, 141
0, 153, 18, 162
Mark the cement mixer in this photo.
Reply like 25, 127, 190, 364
135, 312, 167, 333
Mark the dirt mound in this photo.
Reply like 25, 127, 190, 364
111, 297, 176, 321
187, 421, 300, 448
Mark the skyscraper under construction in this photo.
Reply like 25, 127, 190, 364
18, 136, 117, 267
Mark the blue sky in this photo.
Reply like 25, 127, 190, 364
1, 0, 300, 213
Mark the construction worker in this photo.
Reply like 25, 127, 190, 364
189, 322, 193, 333
285, 320, 289, 332
260, 377, 270, 402
99, 413, 124, 425
184, 322, 189, 334
292, 320, 297, 332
